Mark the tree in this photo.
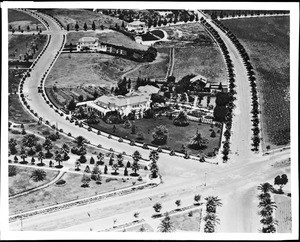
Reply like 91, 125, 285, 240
274, 174, 288, 192
175, 200, 181, 209
194, 194, 201, 205
81, 173, 91, 187
132, 150, 141, 162
22, 134, 39, 147
189, 129, 208, 150
43, 138, 53, 158
124, 166, 128, 176
104, 165, 108, 174
9, 138, 18, 155
20, 147, 28, 164
74, 136, 86, 147
90, 156, 95, 164
213, 106, 228, 122
117, 153, 124, 167
153, 203, 162, 213
84, 165, 91, 173
75, 22, 79, 31
173, 111, 189, 126
67, 98, 77, 111
61, 143, 70, 160
31, 169, 47, 182
67, 24, 70, 31
79, 154, 87, 163
31, 157, 36, 165
97, 152, 104, 165
92, 21, 96, 30
111, 164, 119, 175
37, 151, 45, 166
205, 196, 223, 213
149, 150, 159, 162
157, 213, 175, 232
203, 212, 220, 233
55, 153, 63, 168
149, 161, 159, 178
131, 161, 140, 176
257, 183, 274, 194
152, 125, 168, 145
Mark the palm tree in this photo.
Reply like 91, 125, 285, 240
173, 111, 189, 126
31, 169, 47, 182
189, 129, 208, 149
37, 151, 45, 166
43, 137, 53, 157
257, 183, 274, 194
74, 136, 86, 147
132, 150, 141, 162
203, 212, 220, 233
205, 196, 223, 213
157, 213, 175, 232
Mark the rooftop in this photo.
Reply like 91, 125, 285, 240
95, 93, 150, 107
190, 74, 208, 84
78, 37, 99, 43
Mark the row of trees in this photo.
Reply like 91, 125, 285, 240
200, 17, 237, 163
257, 183, 278, 233
213, 19, 261, 152
203, 196, 223, 233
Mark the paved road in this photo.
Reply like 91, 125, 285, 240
12, 10, 291, 233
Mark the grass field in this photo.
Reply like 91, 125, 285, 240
38, 8, 126, 30
66, 31, 148, 51
45, 52, 139, 88
274, 194, 292, 233
122, 47, 170, 80
9, 166, 59, 196
9, 172, 144, 215
91, 116, 221, 156
221, 16, 290, 148
173, 46, 227, 83
169, 208, 202, 232
8, 34, 47, 60
9, 94, 36, 124
9, 69, 26, 94
122, 223, 154, 232
8, 9, 46, 31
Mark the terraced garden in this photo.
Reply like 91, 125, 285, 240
221, 16, 290, 149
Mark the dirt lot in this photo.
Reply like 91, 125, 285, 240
45, 52, 139, 88
9, 166, 59, 196
221, 16, 290, 149
8, 9, 46, 32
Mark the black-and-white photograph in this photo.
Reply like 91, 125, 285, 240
1, 1, 298, 240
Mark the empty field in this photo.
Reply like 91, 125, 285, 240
45, 52, 139, 88
8, 9, 46, 31
38, 8, 126, 30
169, 209, 202, 232
9, 94, 36, 124
221, 16, 290, 148
274, 194, 292, 233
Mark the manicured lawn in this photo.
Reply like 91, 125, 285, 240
274, 194, 292, 233
8, 9, 46, 31
8, 34, 47, 60
66, 31, 148, 51
9, 166, 59, 196
9, 172, 144, 215
8, 94, 36, 124
38, 8, 126, 30
91, 116, 221, 156
45, 52, 139, 88
221, 16, 290, 148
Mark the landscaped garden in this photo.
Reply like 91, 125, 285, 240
9, 171, 145, 215
8, 166, 59, 196
221, 16, 290, 149
8, 9, 46, 32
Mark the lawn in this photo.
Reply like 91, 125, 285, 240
221, 16, 290, 148
65, 31, 148, 51
8, 9, 46, 32
9, 172, 144, 215
45, 52, 139, 88
9, 94, 36, 124
169, 208, 202, 232
38, 8, 126, 30
91, 116, 221, 156
9, 166, 59, 196
122, 223, 154, 232
8, 34, 48, 60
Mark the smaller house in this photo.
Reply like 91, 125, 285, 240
77, 37, 107, 52
126, 20, 147, 34
190, 75, 208, 85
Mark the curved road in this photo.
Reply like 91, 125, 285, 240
12, 10, 290, 233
